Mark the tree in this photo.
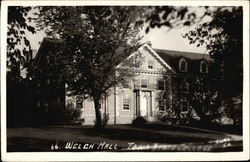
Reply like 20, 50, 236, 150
7, 6, 36, 80
146, 6, 243, 124
35, 6, 144, 128
7, 6, 37, 127
183, 6, 243, 124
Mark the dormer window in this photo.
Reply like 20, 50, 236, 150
148, 60, 154, 69
179, 58, 187, 72
121, 78, 130, 89
200, 61, 208, 73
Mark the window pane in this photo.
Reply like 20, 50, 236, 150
179, 60, 187, 72
201, 62, 207, 73
148, 61, 154, 69
123, 99, 130, 110
122, 78, 130, 88
158, 80, 165, 90
76, 97, 83, 109
141, 79, 147, 88
159, 100, 165, 111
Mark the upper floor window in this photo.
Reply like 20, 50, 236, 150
148, 60, 154, 69
158, 80, 165, 90
123, 98, 130, 110
141, 79, 148, 88
200, 61, 208, 73
121, 78, 130, 89
179, 58, 187, 72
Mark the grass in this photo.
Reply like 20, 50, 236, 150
7, 123, 243, 152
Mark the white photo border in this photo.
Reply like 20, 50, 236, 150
1, 0, 249, 161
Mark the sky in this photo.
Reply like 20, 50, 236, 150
25, 7, 208, 54
27, 24, 207, 54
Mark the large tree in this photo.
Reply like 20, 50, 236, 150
183, 6, 243, 123
7, 6, 36, 80
35, 6, 144, 128
146, 6, 243, 124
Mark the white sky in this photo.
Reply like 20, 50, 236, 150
25, 7, 208, 54
27, 25, 207, 54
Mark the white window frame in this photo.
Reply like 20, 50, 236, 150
148, 60, 154, 69
158, 99, 166, 111
122, 78, 130, 89
122, 98, 130, 111
141, 79, 148, 88
200, 61, 208, 73
179, 58, 187, 72
76, 97, 83, 109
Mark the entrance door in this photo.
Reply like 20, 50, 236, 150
140, 91, 152, 118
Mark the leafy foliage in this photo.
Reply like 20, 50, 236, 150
145, 6, 212, 33
7, 6, 36, 79
35, 6, 145, 128
183, 7, 243, 123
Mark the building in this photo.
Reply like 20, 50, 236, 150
34, 38, 211, 125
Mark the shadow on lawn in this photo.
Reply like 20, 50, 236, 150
78, 124, 219, 144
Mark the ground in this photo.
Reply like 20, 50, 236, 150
7, 122, 242, 152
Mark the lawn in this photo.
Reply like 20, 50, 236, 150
7, 122, 243, 152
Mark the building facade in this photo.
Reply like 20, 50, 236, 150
64, 43, 211, 125
34, 38, 211, 125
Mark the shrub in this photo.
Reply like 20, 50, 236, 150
132, 116, 147, 126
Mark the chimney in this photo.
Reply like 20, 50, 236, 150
145, 41, 152, 47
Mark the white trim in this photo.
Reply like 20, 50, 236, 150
121, 77, 131, 89
122, 98, 130, 111
200, 60, 208, 73
158, 99, 166, 111
140, 79, 148, 89
147, 60, 154, 70
143, 44, 175, 72
179, 58, 188, 72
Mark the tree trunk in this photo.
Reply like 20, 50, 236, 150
94, 98, 103, 129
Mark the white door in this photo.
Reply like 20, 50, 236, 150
140, 91, 151, 117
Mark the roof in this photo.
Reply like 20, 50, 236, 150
154, 48, 212, 74
34, 38, 212, 74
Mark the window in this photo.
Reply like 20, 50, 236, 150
123, 99, 130, 110
181, 100, 189, 112
76, 97, 83, 109
141, 79, 148, 88
46, 55, 50, 64
158, 80, 165, 90
180, 82, 189, 94
148, 60, 154, 69
121, 78, 130, 89
200, 61, 208, 73
158, 99, 165, 111
179, 58, 187, 72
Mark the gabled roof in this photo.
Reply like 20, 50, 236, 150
34, 38, 212, 75
154, 48, 212, 74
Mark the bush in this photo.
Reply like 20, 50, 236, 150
132, 116, 147, 126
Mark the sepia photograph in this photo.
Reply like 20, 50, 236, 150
1, 0, 249, 161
